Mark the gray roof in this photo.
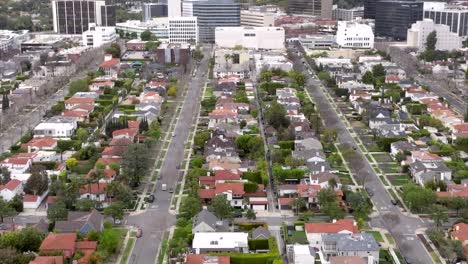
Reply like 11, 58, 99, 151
251, 226, 271, 239
409, 160, 451, 174
55, 209, 103, 233
193, 209, 228, 232
391, 141, 418, 152
306, 161, 331, 173
322, 233, 379, 252
295, 137, 323, 151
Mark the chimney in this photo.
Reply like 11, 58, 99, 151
332, 219, 337, 223
104, 54, 113, 61
464, 183, 467, 188
321, 166, 325, 172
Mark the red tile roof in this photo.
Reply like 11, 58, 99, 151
437, 184, 468, 198
86, 168, 116, 180
29, 256, 64, 264
148, 80, 167, 87
65, 97, 94, 105
305, 219, 358, 234
80, 183, 108, 195
199, 176, 215, 187
112, 128, 138, 138
76, 240, 98, 250
198, 189, 216, 199
101, 146, 127, 156
21, 137, 57, 149
186, 254, 231, 264
128, 120, 140, 129
215, 183, 244, 196
215, 170, 241, 181
62, 110, 89, 118
109, 138, 133, 147
452, 223, 468, 241
1, 179, 21, 191
39, 233, 77, 258
278, 197, 294, 205
99, 58, 120, 68
23, 194, 39, 202
454, 124, 468, 133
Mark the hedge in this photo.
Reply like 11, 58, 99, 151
57, 140, 82, 151
212, 238, 279, 264
242, 171, 263, 184
99, 94, 116, 100
248, 239, 269, 250
34, 162, 58, 170
278, 141, 294, 150
118, 105, 136, 111
96, 99, 115, 106
235, 222, 267, 231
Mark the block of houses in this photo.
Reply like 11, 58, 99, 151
0, 179, 22, 201
33, 116, 78, 138
21, 137, 58, 152
99, 54, 120, 78
321, 233, 379, 263
305, 219, 359, 246
192, 232, 248, 254
192, 209, 229, 233
54, 209, 104, 235
409, 160, 452, 186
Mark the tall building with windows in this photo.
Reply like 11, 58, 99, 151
332, 6, 364, 21
143, 3, 168, 22
363, 0, 376, 19
287, 0, 333, 19
52, 0, 116, 35
375, 0, 423, 40
336, 21, 374, 48
407, 19, 462, 51
186, 0, 240, 43
169, 0, 182, 17
423, 3, 468, 37
241, 10, 275, 27
168, 17, 198, 44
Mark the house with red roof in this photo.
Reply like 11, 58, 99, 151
101, 146, 127, 159
80, 183, 108, 205
39, 233, 77, 259
0, 154, 33, 174
305, 219, 359, 246
62, 109, 90, 122
451, 223, 468, 255
99, 54, 120, 78
112, 128, 138, 141
208, 109, 239, 129
198, 182, 245, 208
21, 137, 58, 152
75, 240, 98, 264
24, 192, 48, 209
452, 123, 468, 140
29, 256, 64, 264
437, 184, 468, 199
86, 168, 117, 183
385, 74, 400, 83
0, 179, 22, 201
64, 97, 95, 110
406, 150, 443, 165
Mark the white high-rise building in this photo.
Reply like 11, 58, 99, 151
82, 23, 116, 47
336, 21, 374, 48
168, 17, 198, 44
241, 10, 275, 27
169, 0, 182, 17
407, 19, 462, 51
215, 26, 285, 50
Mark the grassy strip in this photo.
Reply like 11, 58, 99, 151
157, 239, 169, 264
385, 233, 395, 245
120, 238, 135, 264
367, 230, 384, 242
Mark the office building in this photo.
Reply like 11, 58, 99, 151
423, 3, 468, 37
156, 43, 190, 65
52, 0, 116, 35
189, 0, 240, 43
375, 0, 423, 40
332, 6, 364, 21
407, 19, 462, 51
364, 0, 376, 19
241, 10, 275, 27
168, 17, 198, 44
0, 30, 29, 52
143, 3, 168, 22
288, 0, 333, 20
299, 34, 336, 49
215, 27, 285, 50
336, 21, 374, 48
169, 0, 182, 17
116, 19, 169, 40
82, 23, 116, 47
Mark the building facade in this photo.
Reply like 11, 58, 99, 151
215, 27, 284, 50
116, 19, 169, 40
0, 30, 29, 52
156, 43, 190, 65
168, 17, 198, 44
364, 0, 376, 19
143, 3, 168, 22
332, 6, 364, 21
288, 0, 333, 19
190, 0, 240, 43
52, 0, 116, 35
240, 10, 275, 27
169, 0, 181, 17
375, 0, 423, 40
82, 23, 116, 47
423, 3, 468, 37
298, 34, 336, 49
407, 19, 462, 51
336, 21, 374, 48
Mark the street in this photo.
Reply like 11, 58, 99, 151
291, 45, 434, 264
126, 45, 211, 264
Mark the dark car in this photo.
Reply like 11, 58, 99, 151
232, 211, 242, 218
136, 228, 143, 238
147, 194, 155, 203
391, 199, 398, 205
169, 188, 174, 193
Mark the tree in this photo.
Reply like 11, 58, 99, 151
105, 181, 133, 207
210, 195, 232, 220
121, 144, 150, 185
193, 48, 204, 61
167, 86, 177, 97
425, 31, 437, 51
402, 183, 436, 213
105, 43, 121, 59
145, 40, 160, 52
104, 202, 125, 223
289, 70, 306, 88
24, 167, 48, 196
291, 197, 306, 215
179, 197, 202, 219
75, 198, 97, 211
447, 197, 466, 216
259, 70, 272, 82
2, 94, 9, 111
264, 101, 290, 130
0, 247, 32, 264
140, 30, 154, 41
0, 167, 11, 185
240, 120, 247, 129
234, 91, 249, 103
194, 131, 211, 149
75, 128, 89, 142
245, 208, 256, 220
0, 198, 15, 223
68, 79, 89, 96
361, 71, 374, 84
429, 204, 448, 228
318, 188, 345, 219
9, 195, 23, 213
47, 199, 68, 222
371, 64, 386, 83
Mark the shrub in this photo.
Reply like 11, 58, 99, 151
57, 140, 82, 151
278, 141, 294, 150
235, 222, 267, 231
248, 239, 269, 250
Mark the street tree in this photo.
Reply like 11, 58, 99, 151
430, 204, 448, 228
0, 198, 15, 223
194, 131, 211, 149
264, 101, 290, 130
105, 181, 133, 207
145, 40, 160, 52
47, 199, 68, 222
179, 197, 202, 219
121, 144, 150, 185
104, 202, 125, 223
245, 208, 256, 220
24, 166, 48, 196
75, 198, 97, 211
210, 195, 232, 220
0, 167, 10, 185
318, 188, 345, 219
291, 197, 306, 215
402, 183, 436, 212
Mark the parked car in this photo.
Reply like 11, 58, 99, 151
136, 228, 143, 238
391, 199, 398, 205
169, 187, 174, 193
147, 194, 155, 203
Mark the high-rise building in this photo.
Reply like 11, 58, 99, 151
407, 19, 462, 51
168, 17, 198, 44
336, 21, 374, 48
375, 0, 423, 40
186, 0, 240, 43
423, 3, 468, 37
332, 6, 364, 21
169, 0, 182, 17
82, 23, 116, 47
52, 0, 116, 35
143, 3, 168, 22
363, 0, 376, 19
241, 10, 275, 27
287, 0, 333, 19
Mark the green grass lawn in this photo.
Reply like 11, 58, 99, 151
120, 238, 135, 264
336, 172, 353, 185
287, 231, 308, 244
367, 230, 384, 242
372, 153, 394, 162
385, 233, 395, 245
387, 174, 411, 186
380, 164, 402, 174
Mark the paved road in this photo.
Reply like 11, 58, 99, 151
126, 46, 211, 264
291, 45, 433, 264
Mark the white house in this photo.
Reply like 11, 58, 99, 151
192, 232, 249, 254
0, 179, 22, 201
0, 155, 33, 174
23, 192, 48, 209
336, 21, 374, 49
33, 116, 78, 138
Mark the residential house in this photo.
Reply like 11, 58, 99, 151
29, 256, 64, 264
0, 179, 22, 201
287, 245, 316, 264
192, 232, 249, 254
251, 226, 271, 239
207, 158, 241, 172
86, 168, 117, 183
185, 255, 231, 264
306, 161, 332, 175
330, 256, 366, 264
145, 80, 167, 96
349, 92, 372, 103
64, 97, 94, 110
112, 128, 138, 141
192, 209, 228, 233
452, 123, 468, 140
409, 160, 452, 186
390, 141, 418, 157
99, 54, 120, 78
214, 82, 237, 97
321, 233, 379, 263
305, 219, 359, 246
436, 184, 468, 199
451, 223, 468, 248
308, 172, 341, 189
0, 154, 33, 174
406, 151, 443, 165
54, 209, 104, 235
204, 146, 240, 164
101, 146, 127, 159
295, 137, 323, 151
34, 116, 78, 138
89, 80, 114, 92
208, 109, 239, 129
198, 182, 245, 208
79, 183, 108, 204
39, 233, 77, 259
21, 137, 58, 152
23, 193, 47, 209
293, 149, 327, 164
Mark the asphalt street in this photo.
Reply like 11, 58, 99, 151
291, 46, 433, 264
126, 46, 211, 264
